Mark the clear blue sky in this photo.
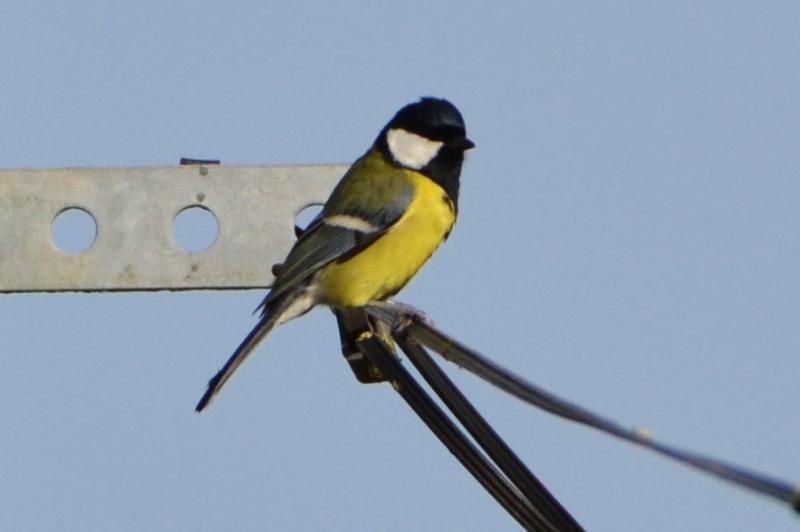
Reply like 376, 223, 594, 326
2, 2, 799, 531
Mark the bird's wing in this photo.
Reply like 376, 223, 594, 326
258, 153, 414, 314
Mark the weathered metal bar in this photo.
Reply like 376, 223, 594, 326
0, 164, 346, 292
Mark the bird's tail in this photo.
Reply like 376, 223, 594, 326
195, 290, 313, 412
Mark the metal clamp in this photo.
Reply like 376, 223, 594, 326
0, 163, 346, 292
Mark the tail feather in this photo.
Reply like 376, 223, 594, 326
195, 290, 313, 412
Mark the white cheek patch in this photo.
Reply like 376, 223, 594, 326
386, 128, 444, 169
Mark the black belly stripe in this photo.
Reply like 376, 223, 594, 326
441, 193, 456, 240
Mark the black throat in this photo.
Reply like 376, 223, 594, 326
376, 138, 463, 213
420, 147, 462, 213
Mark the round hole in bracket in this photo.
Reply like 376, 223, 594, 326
172, 205, 219, 253
51, 207, 97, 254
295, 203, 324, 236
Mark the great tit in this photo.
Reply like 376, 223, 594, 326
196, 97, 474, 411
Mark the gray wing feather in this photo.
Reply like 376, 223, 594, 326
257, 153, 415, 315
266, 224, 365, 303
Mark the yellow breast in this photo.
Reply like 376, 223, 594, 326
316, 172, 455, 307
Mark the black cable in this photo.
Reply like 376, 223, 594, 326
394, 333, 583, 531
364, 302, 800, 513
356, 334, 559, 531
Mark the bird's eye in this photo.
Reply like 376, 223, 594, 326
432, 126, 467, 144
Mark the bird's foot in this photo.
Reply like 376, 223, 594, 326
369, 300, 433, 332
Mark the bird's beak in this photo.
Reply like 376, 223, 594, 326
450, 137, 475, 151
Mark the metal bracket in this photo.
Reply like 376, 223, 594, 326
0, 164, 346, 292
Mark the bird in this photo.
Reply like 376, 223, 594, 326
196, 97, 474, 411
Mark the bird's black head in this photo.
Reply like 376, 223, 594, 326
377, 97, 474, 205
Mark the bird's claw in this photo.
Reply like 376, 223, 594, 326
370, 300, 433, 333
